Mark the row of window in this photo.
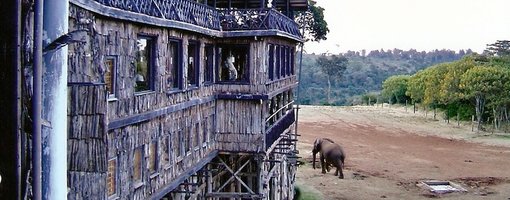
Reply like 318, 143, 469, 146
106, 114, 214, 197
268, 44, 296, 81
104, 35, 255, 99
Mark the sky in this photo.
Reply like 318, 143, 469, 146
304, 0, 510, 54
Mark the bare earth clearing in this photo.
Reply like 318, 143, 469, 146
296, 105, 510, 200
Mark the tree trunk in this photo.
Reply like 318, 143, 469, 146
475, 95, 485, 132
457, 111, 460, 127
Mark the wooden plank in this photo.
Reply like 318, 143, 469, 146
108, 96, 215, 130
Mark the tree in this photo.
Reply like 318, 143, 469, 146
485, 40, 510, 56
316, 54, 348, 103
295, 0, 329, 41
406, 70, 426, 104
460, 66, 510, 131
381, 75, 410, 104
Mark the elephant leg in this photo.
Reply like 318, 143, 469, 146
338, 161, 344, 179
320, 153, 326, 174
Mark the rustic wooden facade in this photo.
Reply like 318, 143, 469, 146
65, 0, 305, 199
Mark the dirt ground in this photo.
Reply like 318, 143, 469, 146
295, 105, 510, 200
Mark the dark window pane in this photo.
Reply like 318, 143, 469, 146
135, 37, 153, 92
268, 44, 274, 81
218, 45, 249, 82
187, 42, 199, 87
204, 45, 214, 83
169, 40, 181, 90
162, 136, 170, 166
275, 45, 280, 79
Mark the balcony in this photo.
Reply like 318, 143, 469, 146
74, 0, 302, 40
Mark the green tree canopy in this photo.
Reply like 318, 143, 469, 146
381, 75, 410, 104
295, 0, 329, 41
316, 54, 348, 103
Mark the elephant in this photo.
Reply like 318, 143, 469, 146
312, 138, 346, 179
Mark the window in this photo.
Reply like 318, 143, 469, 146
268, 44, 274, 81
135, 36, 155, 92
148, 140, 157, 174
107, 157, 117, 197
178, 130, 184, 158
204, 45, 214, 84
186, 125, 192, 154
133, 147, 143, 182
202, 117, 208, 145
161, 136, 170, 167
187, 41, 199, 88
194, 123, 200, 148
217, 44, 249, 83
285, 46, 291, 76
280, 46, 286, 78
275, 45, 281, 79
168, 39, 182, 91
291, 47, 295, 75
104, 56, 117, 98
208, 114, 214, 144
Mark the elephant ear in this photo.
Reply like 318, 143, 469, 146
312, 138, 320, 153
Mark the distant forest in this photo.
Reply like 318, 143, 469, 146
297, 48, 473, 105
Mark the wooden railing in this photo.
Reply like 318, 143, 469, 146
218, 8, 301, 37
265, 108, 295, 149
89, 0, 301, 38
96, 0, 221, 30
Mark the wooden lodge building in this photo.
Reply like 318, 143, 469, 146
0, 0, 307, 199
68, 0, 306, 199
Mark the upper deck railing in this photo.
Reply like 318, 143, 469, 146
87, 0, 302, 38
219, 8, 301, 37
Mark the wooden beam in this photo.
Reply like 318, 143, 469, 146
149, 150, 219, 200
108, 96, 215, 130
206, 192, 262, 199
216, 93, 268, 100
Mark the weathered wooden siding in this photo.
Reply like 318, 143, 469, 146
67, 3, 300, 199
68, 4, 220, 200
106, 101, 216, 199
215, 99, 265, 152
67, 84, 108, 200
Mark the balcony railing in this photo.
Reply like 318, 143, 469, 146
219, 8, 301, 37
95, 0, 221, 30
87, 0, 301, 38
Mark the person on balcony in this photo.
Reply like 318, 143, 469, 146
225, 53, 238, 81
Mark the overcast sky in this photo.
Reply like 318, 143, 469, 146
304, 0, 510, 54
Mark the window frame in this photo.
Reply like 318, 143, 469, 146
132, 146, 144, 186
177, 129, 184, 161
204, 44, 215, 85
168, 38, 183, 92
134, 35, 157, 94
148, 140, 158, 175
104, 55, 117, 100
268, 44, 275, 81
161, 135, 171, 169
215, 44, 250, 84
107, 157, 118, 198
275, 45, 281, 79
290, 47, 296, 75
187, 40, 200, 89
